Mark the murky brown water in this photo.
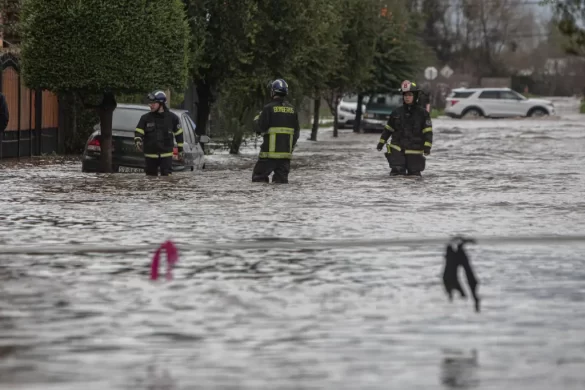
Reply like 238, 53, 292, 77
1, 104, 585, 389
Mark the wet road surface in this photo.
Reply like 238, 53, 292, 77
1, 103, 585, 389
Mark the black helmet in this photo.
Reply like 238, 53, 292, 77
270, 79, 288, 97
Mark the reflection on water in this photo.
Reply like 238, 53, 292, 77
440, 349, 479, 389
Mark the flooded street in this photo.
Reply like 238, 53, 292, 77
1, 102, 585, 389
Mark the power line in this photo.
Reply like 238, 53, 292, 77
2, 234, 585, 256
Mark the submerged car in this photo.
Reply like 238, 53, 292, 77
444, 88, 555, 119
82, 104, 209, 173
360, 92, 403, 132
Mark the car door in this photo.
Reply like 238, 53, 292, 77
498, 90, 524, 117
183, 114, 205, 169
477, 90, 502, 117
179, 114, 195, 168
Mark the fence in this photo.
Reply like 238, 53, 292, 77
0, 52, 60, 159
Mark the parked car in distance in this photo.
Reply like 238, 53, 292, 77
360, 92, 403, 132
82, 104, 209, 173
444, 88, 555, 119
337, 94, 368, 129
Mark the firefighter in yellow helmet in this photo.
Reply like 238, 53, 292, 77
376, 80, 433, 176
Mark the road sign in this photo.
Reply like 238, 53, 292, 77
440, 65, 454, 79
424, 66, 438, 80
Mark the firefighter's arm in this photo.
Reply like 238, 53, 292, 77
376, 115, 396, 150
173, 115, 184, 152
253, 111, 262, 134
422, 110, 433, 155
292, 113, 300, 149
135, 116, 146, 151
255, 107, 270, 134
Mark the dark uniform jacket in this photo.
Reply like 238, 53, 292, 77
378, 103, 433, 154
254, 97, 300, 159
135, 110, 184, 158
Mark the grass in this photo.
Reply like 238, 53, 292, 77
430, 108, 444, 118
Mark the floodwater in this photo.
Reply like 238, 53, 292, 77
1, 98, 585, 389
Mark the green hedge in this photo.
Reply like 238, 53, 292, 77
20, 0, 189, 94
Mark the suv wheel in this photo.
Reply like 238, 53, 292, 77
528, 108, 547, 117
462, 108, 482, 119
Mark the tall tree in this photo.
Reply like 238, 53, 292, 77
185, 0, 259, 138
324, 0, 381, 137
548, 0, 585, 55
232, 0, 343, 148
0, 0, 21, 47
189, 0, 343, 152
20, 0, 190, 172
365, 0, 425, 94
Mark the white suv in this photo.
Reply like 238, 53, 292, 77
337, 94, 368, 128
444, 88, 555, 119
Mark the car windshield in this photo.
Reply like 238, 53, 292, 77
342, 95, 370, 104
112, 108, 149, 131
369, 94, 402, 106
98, 107, 187, 132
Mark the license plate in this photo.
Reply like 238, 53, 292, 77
118, 166, 143, 173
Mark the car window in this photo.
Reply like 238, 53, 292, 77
186, 114, 199, 143
112, 108, 148, 131
181, 114, 194, 144
451, 91, 475, 98
186, 115, 198, 135
342, 94, 358, 103
478, 91, 500, 99
500, 91, 519, 100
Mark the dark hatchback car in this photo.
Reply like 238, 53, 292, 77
360, 93, 403, 132
82, 104, 209, 173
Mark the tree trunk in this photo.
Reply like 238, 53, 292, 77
97, 92, 117, 173
62, 92, 78, 154
353, 93, 364, 133
229, 128, 244, 154
310, 97, 320, 141
195, 80, 211, 136
196, 80, 212, 153
70, 94, 78, 153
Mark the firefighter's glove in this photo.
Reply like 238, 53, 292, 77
376, 143, 384, 151
424, 147, 431, 156
135, 139, 143, 152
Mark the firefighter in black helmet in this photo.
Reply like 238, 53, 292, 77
376, 80, 433, 176
134, 90, 184, 176
251, 79, 300, 183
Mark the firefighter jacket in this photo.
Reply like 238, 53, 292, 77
135, 110, 184, 158
254, 97, 300, 159
378, 103, 433, 155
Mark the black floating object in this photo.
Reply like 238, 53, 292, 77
443, 236, 480, 312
